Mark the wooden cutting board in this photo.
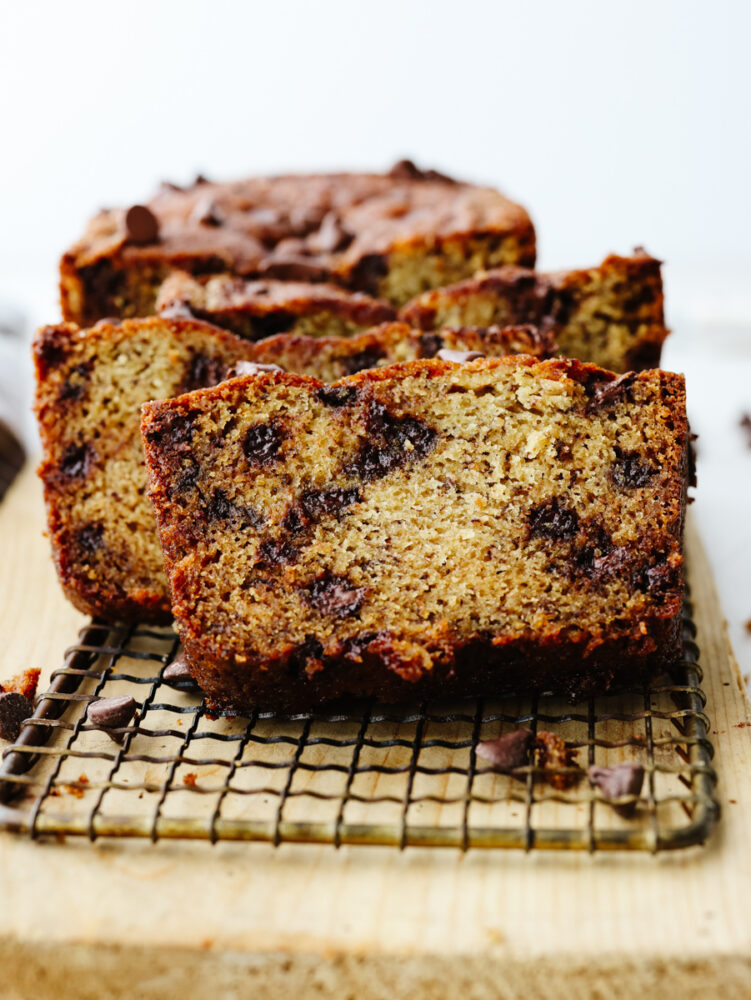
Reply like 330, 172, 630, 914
0, 465, 749, 1000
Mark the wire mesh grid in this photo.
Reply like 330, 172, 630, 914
0, 594, 719, 851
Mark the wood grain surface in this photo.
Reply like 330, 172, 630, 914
0, 464, 749, 1000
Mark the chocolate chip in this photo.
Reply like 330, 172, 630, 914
124, 204, 159, 245
586, 372, 637, 411
388, 160, 457, 184
59, 362, 93, 402
476, 729, 533, 773
639, 559, 679, 596
588, 761, 644, 816
144, 410, 197, 451
307, 211, 353, 254
317, 384, 358, 407
163, 654, 198, 687
282, 506, 306, 536
611, 451, 656, 489
348, 401, 437, 481
299, 486, 362, 521
243, 420, 285, 464
305, 573, 366, 618
349, 253, 388, 296
231, 361, 284, 377
87, 695, 137, 733
75, 522, 105, 557
185, 353, 227, 390
194, 173, 211, 186
206, 488, 263, 529
59, 442, 93, 480
190, 196, 225, 227
535, 731, 580, 790
437, 348, 485, 363
159, 301, 196, 321
418, 332, 443, 358
528, 498, 579, 541
259, 537, 299, 565
0, 692, 33, 741
343, 349, 385, 375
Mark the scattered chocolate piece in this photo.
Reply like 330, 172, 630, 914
476, 729, 533, 774
124, 204, 159, 245
1, 667, 40, 702
231, 361, 284, 377
744, 619, 751, 635
87, 695, 137, 735
535, 731, 580, 790
437, 348, 485, 363
611, 450, 656, 489
163, 654, 198, 687
588, 761, 644, 816
0, 692, 33, 741
740, 413, 751, 448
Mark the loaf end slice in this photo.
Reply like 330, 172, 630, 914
34, 317, 259, 622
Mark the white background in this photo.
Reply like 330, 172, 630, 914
0, 0, 749, 679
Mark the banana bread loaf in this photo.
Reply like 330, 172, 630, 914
60, 161, 535, 323
142, 357, 690, 712
400, 250, 667, 373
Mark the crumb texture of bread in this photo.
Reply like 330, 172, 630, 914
33, 318, 259, 622
400, 251, 667, 373
59, 165, 535, 323
142, 357, 689, 712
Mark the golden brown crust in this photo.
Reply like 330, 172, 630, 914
60, 166, 536, 323
400, 251, 667, 373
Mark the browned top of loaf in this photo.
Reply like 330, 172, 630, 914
400, 250, 664, 327
62, 163, 533, 281
155, 271, 396, 325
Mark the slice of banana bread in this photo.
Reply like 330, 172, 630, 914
400, 250, 667, 373
238, 321, 556, 382
60, 162, 535, 323
142, 357, 690, 712
155, 271, 396, 340
34, 317, 260, 622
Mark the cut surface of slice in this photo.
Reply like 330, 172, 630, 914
142, 357, 690, 711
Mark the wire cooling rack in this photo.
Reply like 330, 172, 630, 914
0, 596, 719, 851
